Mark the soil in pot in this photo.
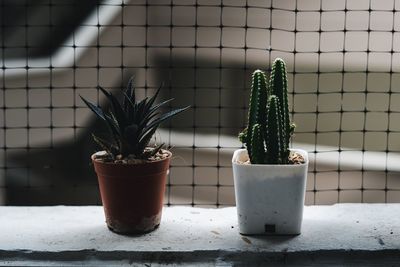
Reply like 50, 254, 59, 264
92, 149, 171, 235
235, 151, 305, 165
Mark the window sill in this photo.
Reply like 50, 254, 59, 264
1, 204, 399, 266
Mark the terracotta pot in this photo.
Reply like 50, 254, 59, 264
91, 151, 171, 234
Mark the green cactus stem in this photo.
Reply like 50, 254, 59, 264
250, 124, 265, 164
241, 69, 268, 159
269, 58, 291, 160
249, 70, 268, 127
238, 58, 295, 165
266, 96, 284, 164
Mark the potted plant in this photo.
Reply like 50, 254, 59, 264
80, 78, 189, 234
232, 58, 309, 235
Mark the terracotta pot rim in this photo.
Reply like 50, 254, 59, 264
91, 150, 172, 166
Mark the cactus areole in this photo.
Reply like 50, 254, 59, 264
239, 58, 296, 165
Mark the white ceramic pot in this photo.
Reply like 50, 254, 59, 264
232, 149, 308, 235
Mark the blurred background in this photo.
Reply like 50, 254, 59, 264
1, 0, 399, 206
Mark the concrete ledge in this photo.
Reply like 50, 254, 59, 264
1, 204, 400, 266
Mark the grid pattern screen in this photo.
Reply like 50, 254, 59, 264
1, 0, 400, 206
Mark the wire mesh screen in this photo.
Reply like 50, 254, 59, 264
1, 0, 400, 206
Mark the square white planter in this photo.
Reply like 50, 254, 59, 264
232, 149, 309, 235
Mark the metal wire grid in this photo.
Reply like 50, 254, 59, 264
1, 0, 400, 206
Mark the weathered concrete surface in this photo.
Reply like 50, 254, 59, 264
1, 205, 400, 266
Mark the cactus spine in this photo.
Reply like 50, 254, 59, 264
239, 58, 294, 164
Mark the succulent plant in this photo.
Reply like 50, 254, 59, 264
80, 77, 190, 160
239, 58, 295, 164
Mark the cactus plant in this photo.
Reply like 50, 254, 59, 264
239, 58, 295, 164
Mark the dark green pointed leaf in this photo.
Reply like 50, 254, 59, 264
137, 126, 158, 154
121, 90, 139, 124
98, 86, 128, 131
141, 142, 165, 159
139, 98, 175, 129
92, 133, 117, 156
124, 76, 135, 110
138, 111, 160, 130
145, 83, 163, 111
79, 95, 105, 120
150, 143, 164, 157
143, 106, 190, 134
134, 97, 149, 123
149, 98, 174, 114
150, 143, 165, 157
137, 99, 174, 130
104, 113, 122, 150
